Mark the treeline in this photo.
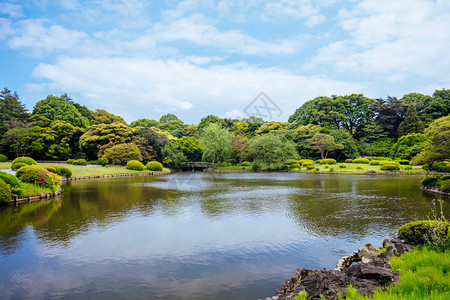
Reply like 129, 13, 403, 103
0, 88, 448, 169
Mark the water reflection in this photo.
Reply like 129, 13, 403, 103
0, 173, 448, 299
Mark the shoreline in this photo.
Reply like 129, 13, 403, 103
204, 169, 448, 176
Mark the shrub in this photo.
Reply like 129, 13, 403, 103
320, 158, 336, 165
44, 166, 57, 173
353, 158, 370, 164
146, 161, 163, 171
251, 161, 261, 171
329, 167, 335, 172
99, 157, 108, 167
89, 160, 100, 165
324, 164, 329, 169
267, 163, 289, 171
0, 171, 21, 196
66, 159, 75, 164
441, 180, 450, 193
431, 161, 450, 173
16, 165, 60, 188
11, 157, 37, 167
302, 161, 314, 167
403, 165, 413, 170
59, 167, 72, 178
441, 175, 450, 181
345, 159, 353, 163
422, 176, 440, 187
127, 160, 145, 171
422, 163, 430, 171
0, 179, 12, 202
11, 162, 27, 171
339, 163, 347, 169
102, 143, 142, 165
299, 159, 315, 165
369, 160, 381, 165
72, 159, 87, 166
241, 161, 251, 166
306, 164, 315, 170
380, 163, 400, 171
290, 163, 300, 169
398, 220, 449, 245
372, 156, 391, 161
285, 159, 299, 165
219, 162, 232, 167
395, 159, 410, 165
314, 167, 319, 171
0, 154, 7, 162
356, 166, 364, 170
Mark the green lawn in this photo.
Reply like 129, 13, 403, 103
297, 163, 425, 174
0, 161, 170, 177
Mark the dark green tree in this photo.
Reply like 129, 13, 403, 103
330, 129, 359, 159
159, 113, 181, 124
397, 103, 424, 136
306, 133, 343, 159
389, 133, 429, 160
372, 96, 406, 138
174, 136, 203, 161
288, 96, 345, 128
0, 88, 28, 136
249, 133, 298, 164
130, 119, 160, 128
197, 115, 222, 133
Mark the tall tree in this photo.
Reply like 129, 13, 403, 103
372, 96, 406, 138
200, 123, 232, 164
249, 133, 298, 164
159, 113, 181, 124
288, 96, 344, 128
306, 134, 343, 159
0, 88, 28, 136
397, 103, 424, 136
232, 135, 250, 165
197, 115, 222, 133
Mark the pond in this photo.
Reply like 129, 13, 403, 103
0, 173, 448, 299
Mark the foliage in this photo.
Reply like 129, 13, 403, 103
12, 156, 37, 166
395, 159, 410, 165
200, 123, 233, 164
0, 171, 22, 196
44, 166, 57, 173
11, 162, 27, 171
130, 118, 160, 128
390, 133, 429, 160
134, 126, 170, 161
0, 154, 7, 162
249, 132, 298, 165
92, 109, 126, 125
319, 158, 336, 164
146, 161, 163, 171
372, 96, 406, 138
0, 178, 12, 202
380, 163, 400, 171
251, 161, 261, 171
241, 161, 251, 166
441, 180, 450, 193
421, 176, 440, 187
174, 136, 203, 161
415, 116, 450, 164
59, 167, 72, 178
126, 160, 145, 171
339, 163, 347, 168
102, 143, 142, 165
345, 159, 353, 163
66, 159, 75, 164
0, 88, 28, 136
352, 158, 370, 164
98, 157, 108, 166
398, 220, 449, 245
430, 161, 450, 173
197, 115, 222, 133
72, 159, 88, 166
161, 142, 186, 169
330, 129, 359, 159
16, 165, 60, 188
232, 135, 250, 165
32, 95, 89, 128
254, 121, 287, 135
159, 113, 181, 124
398, 103, 424, 136
306, 134, 343, 159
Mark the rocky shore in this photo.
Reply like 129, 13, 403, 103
265, 237, 411, 300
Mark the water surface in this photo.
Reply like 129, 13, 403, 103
0, 173, 448, 299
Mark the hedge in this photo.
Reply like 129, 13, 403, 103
0, 154, 7, 162
320, 158, 337, 165
0, 179, 11, 203
11, 157, 37, 167
126, 160, 145, 171
146, 161, 163, 171
380, 163, 400, 171
72, 159, 87, 166
371, 157, 391, 161
353, 158, 370, 164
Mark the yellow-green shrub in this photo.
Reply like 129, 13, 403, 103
353, 158, 369, 164
0, 179, 11, 202
146, 161, 163, 171
398, 220, 449, 245
126, 160, 145, 171
16, 165, 60, 188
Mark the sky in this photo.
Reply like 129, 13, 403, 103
0, 0, 449, 124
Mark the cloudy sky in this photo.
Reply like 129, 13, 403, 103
0, 0, 449, 124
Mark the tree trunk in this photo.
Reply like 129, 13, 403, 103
325, 150, 329, 159
320, 148, 325, 159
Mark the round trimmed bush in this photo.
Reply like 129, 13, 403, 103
11, 157, 37, 167
16, 165, 60, 188
431, 161, 450, 173
290, 163, 301, 169
44, 166, 57, 173
285, 159, 299, 165
395, 159, 410, 165
127, 160, 145, 171
0, 171, 22, 196
441, 180, 450, 193
11, 162, 27, 171
72, 159, 87, 166
306, 164, 315, 170
146, 161, 163, 171
241, 161, 251, 166
302, 161, 314, 167
59, 167, 72, 178
66, 159, 75, 164
398, 220, 449, 245
345, 159, 353, 163
0, 154, 7, 162
0, 179, 12, 203
353, 158, 370, 164
299, 159, 315, 165
422, 176, 439, 187
339, 163, 347, 169
372, 157, 391, 161
380, 163, 400, 171
369, 160, 381, 165
403, 165, 413, 170
320, 158, 336, 165
99, 157, 108, 167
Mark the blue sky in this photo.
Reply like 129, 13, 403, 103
0, 0, 449, 124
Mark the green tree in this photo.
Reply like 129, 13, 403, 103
417, 116, 450, 163
232, 135, 250, 165
249, 133, 298, 164
158, 120, 186, 137
288, 96, 345, 128
200, 123, 232, 164
102, 143, 142, 165
92, 109, 126, 125
197, 115, 222, 133
130, 119, 160, 128
47, 120, 85, 160
0, 88, 28, 136
389, 133, 429, 160
372, 96, 406, 138
254, 121, 288, 135
400, 92, 433, 125
32, 95, 90, 128
306, 134, 343, 159
159, 113, 182, 124
174, 136, 203, 161
330, 129, 359, 159
334, 94, 375, 138
398, 103, 424, 136
161, 142, 187, 169
134, 127, 170, 161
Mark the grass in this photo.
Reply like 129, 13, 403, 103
19, 182, 60, 197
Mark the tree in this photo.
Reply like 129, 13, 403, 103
130, 119, 160, 128
197, 115, 222, 133
200, 123, 232, 164
32, 95, 90, 128
333, 94, 375, 138
47, 120, 85, 160
174, 136, 203, 161
389, 133, 429, 160
0, 88, 28, 136
306, 134, 343, 159
159, 113, 182, 124
254, 121, 288, 135
417, 116, 450, 163
134, 127, 171, 161
249, 133, 298, 164
102, 143, 142, 165
372, 96, 406, 138
330, 129, 359, 159
161, 142, 187, 169
288, 96, 344, 128
400, 92, 433, 125
232, 135, 250, 165
158, 120, 186, 137
397, 103, 424, 136
92, 109, 126, 125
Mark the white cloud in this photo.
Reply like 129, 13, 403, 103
304, 15, 325, 27
29, 56, 365, 122
307, 0, 450, 81
0, 3, 23, 18
224, 109, 245, 119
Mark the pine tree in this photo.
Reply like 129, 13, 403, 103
398, 103, 424, 137
0, 88, 28, 135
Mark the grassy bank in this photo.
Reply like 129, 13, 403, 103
19, 182, 61, 197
